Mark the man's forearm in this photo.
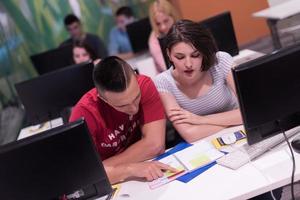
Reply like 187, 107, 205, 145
104, 138, 164, 166
104, 163, 131, 184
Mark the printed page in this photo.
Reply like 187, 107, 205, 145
174, 141, 224, 172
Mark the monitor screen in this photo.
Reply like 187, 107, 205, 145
0, 119, 112, 200
199, 11, 239, 56
15, 62, 94, 125
126, 17, 152, 53
232, 44, 300, 145
158, 36, 172, 69
30, 45, 74, 75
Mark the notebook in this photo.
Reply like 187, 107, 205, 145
148, 141, 224, 189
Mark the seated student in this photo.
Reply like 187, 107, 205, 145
60, 14, 108, 59
69, 56, 176, 184
154, 19, 242, 143
108, 6, 135, 60
72, 40, 97, 64
148, 0, 181, 72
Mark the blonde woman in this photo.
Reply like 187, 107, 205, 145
148, 0, 180, 72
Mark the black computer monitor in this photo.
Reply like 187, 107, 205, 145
158, 36, 172, 69
0, 119, 112, 200
232, 44, 300, 145
30, 45, 74, 75
199, 11, 239, 56
15, 62, 94, 125
126, 17, 152, 53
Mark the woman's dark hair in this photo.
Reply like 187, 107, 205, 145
165, 19, 218, 71
73, 40, 97, 61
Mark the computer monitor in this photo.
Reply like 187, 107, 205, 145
232, 44, 300, 145
158, 36, 172, 69
15, 62, 94, 125
126, 17, 152, 53
0, 119, 112, 200
199, 11, 239, 56
30, 45, 74, 75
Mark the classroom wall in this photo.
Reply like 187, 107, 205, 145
174, 0, 270, 46
0, 0, 153, 108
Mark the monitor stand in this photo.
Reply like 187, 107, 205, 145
291, 135, 300, 153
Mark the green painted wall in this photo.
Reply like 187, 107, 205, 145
0, 0, 152, 108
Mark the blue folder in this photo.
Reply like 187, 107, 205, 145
155, 142, 217, 183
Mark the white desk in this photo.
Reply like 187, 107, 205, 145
126, 52, 159, 79
113, 126, 300, 200
18, 118, 64, 140
233, 49, 265, 65
253, 0, 300, 50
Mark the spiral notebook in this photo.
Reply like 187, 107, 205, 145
148, 141, 224, 189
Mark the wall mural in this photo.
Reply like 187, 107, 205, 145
0, 0, 152, 108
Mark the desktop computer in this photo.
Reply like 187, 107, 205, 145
158, 36, 172, 69
217, 44, 300, 171
30, 44, 74, 75
0, 119, 112, 200
199, 11, 239, 57
126, 17, 152, 53
232, 44, 300, 150
15, 61, 95, 125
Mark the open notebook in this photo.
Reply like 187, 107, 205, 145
149, 141, 224, 189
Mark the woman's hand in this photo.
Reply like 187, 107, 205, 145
168, 107, 207, 125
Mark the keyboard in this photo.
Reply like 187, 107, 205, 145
216, 127, 300, 170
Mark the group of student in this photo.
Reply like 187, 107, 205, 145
67, 0, 242, 183
61, 0, 281, 199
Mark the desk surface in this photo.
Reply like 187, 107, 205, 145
125, 52, 159, 79
112, 126, 300, 200
253, 0, 300, 20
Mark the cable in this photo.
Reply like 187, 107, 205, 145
282, 129, 296, 200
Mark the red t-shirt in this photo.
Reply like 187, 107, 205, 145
69, 75, 165, 160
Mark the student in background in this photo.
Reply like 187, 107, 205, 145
70, 56, 176, 184
148, 0, 180, 72
108, 6, 135, 59
60, 14, 108, 59
72, 41, 97, 64
154, 19, 242, 143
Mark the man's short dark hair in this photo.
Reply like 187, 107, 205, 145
64, 14, 80, 26
115, 6, 134, 18
93, 56, 134, 94
165, 19, 218, 71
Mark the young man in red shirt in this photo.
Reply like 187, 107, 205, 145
70, 56, 175, 184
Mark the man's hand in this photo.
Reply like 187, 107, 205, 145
169, 108, 207, 125
127, 161, 178, 181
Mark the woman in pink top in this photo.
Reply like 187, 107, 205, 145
148, 0, 181, 72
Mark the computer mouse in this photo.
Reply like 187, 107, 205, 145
291, 136, 300, 154
221, 133, 237, 145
